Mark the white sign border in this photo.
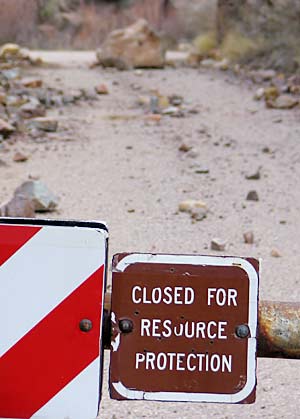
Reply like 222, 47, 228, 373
112, 253, 259, 403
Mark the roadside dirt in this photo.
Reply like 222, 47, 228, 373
1, 52, 299, 418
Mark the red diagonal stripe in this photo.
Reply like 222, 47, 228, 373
0, 265, 104, 419
0, 225, 41, 266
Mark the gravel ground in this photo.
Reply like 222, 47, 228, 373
1, 52, 299, 418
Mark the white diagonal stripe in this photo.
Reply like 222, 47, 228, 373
0, 225, 106, 357
33, 358, 101, 419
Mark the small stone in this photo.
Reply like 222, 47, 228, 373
178, 143, 192, 152
0, 118, 15, 137
13, 151, 28, 162
19, 98, 46, 119
254, 88, 265, 101
95, 84, 109, 95
213, 58, 229, 71
137, 96, 151, 107
179, 200, 207, 213
245, 169, 261, 180
162, 106, 183, 116
190, 207, 208, 221
211, 238, 226, 251
0, 194, 35, 218
246, 190, 259, 201
20, 77, 43, 88
13, 180, 58, 212
271, 248, 281, 258
264, 86, 279, 101
179, 200, 208, 221
266, 95, 299, 109
0, 43, 21, 59
144, 114, 161, 123
243, 231, 254, 244
28, 117, 58, 132
200, 59, 216, 68
2, 68, 20, 80
134, 69, 144, 76
249, 69, 276, 83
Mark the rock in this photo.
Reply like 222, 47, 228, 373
243, 231, 254, 244
0, 194, 35, 218
95, 84, 109, 95
264, 86, 279, 101
271, 248, 281, 258
162, 106, 183, 117
246, 190, 259, 201
19, 98, 46, 119
14, 180, 58, 212
144, 114, 162, 123
179, 199, 208, 221
96, 19, 165, 69
249, 69, 276, 83
178, 143, 192, 152
200, 59, 216, 68
134, 69, 144, 76
266, 95, 299, 109
137, 96, 151, 107
0, 118, 15, 137
0, 43, 21, 60
179, 200, 206, 213
0, 92, 6, 105
28, 117, 58, 132
245, 169, 261, 180
254, 87, 265, 101
13, 151, 28, 162
211, 238, 226, 251
2, 68, 20, 80
185, 50, 202, 68
20, 77, 43, 88
213, 58, 230, 71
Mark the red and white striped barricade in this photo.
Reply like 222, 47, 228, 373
0, 219, 108, 419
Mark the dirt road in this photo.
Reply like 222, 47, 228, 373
1, 52, 300, 418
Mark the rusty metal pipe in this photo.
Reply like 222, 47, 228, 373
258, 301, 300, 359
103, 294, 300, 359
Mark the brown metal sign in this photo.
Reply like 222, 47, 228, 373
110, 254, 259, 404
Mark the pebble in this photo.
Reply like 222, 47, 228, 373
179, 200, 208, 221
211, 238, 226, 251
0, 118, 15, 137
245, 169, 261, 180
28, 117, 58, 132
0, 194, 35, 218
246, 190, 259, 201
95, 84, 109, 95
13, 151, 28, 162
266, 94, 299, 109
178, 143, 192, 152
20, 77, 43, 88
254, 88, 265, 101
271, 248, 281, 258
243, 231, 254, 244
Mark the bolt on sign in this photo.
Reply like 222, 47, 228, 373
0, 218, 108, 419
110, 253, 259, 404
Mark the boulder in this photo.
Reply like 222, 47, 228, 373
96, 19, 165, 69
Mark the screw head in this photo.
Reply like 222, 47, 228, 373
235, 324, 250, 338
79, 319, 93, 332
119, 319, 133, 333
